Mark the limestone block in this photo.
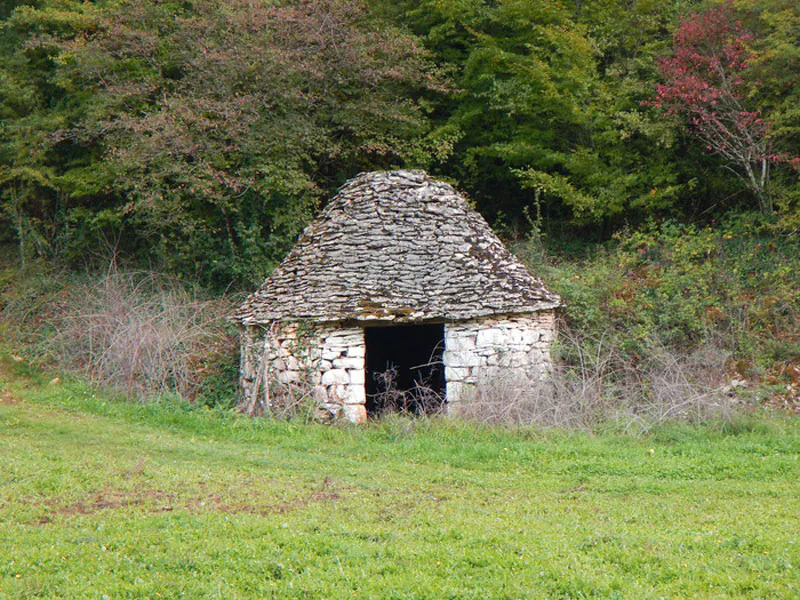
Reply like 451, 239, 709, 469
445, 366, 470, 381
507, 328, 527, 345
304, 347, 323, 361
320, 360, 333, 371
476, 328, 505, 347
321, 369, 349, 385
446, 383, 476, 415
445, 335, 477, 352
342, 403, 367, 424
446, 381, 464, 403
333, 356, 364, 370
277, 370, 299, 383
445, 381, 475, 406
539, 329, 555, 343
349, 369, 365, 385
347, 345, 366, 358
486, 353, 500, 366
520, 329, 540, 345
327, 384, 347, 403
346, 385, 366, 405
321, 348, 341, 360
324, 333, 363, 347
496, 352, 526, 368
453, 325, 481, 336
443, 350, 483, 368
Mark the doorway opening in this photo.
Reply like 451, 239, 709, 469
364, 323, 445, 417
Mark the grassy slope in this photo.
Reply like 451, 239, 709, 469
1, 361, 798, 599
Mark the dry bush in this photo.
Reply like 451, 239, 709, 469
39, 270, 237, 401
245, 374, 321, 422
371, 366, 445, 417
461, 325, 744, 433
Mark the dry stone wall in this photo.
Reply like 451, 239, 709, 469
240, 323, 367, 423
240, 309, 558, 422
443, 310, 557, 410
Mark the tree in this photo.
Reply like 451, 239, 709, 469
387, 0, 599, 227
0, 2, 113, 268
653, 1, 792, 213
382, 0, 722, 231
1, 0, 441, 286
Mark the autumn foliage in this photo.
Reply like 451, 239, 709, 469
653, 2, 789, 212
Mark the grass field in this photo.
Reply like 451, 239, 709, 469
1, 359, 798, 599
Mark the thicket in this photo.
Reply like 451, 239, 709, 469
0, 261, 239, 405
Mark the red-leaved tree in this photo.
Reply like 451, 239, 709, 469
654, 2, 775, 212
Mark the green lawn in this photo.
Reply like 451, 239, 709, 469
1, 364, 798, 599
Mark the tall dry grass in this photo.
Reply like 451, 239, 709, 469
461, 324, 744, 433
11, 269, 238, 401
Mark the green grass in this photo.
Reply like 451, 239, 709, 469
1, 360, 798, 599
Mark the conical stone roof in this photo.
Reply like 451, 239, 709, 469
235, 170, 561, 326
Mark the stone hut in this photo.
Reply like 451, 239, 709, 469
234, 170, 561, 423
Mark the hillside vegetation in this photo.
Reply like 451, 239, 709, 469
1, 0, 797, 286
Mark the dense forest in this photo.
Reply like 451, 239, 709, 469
1, 0, 798, 413
1, 0, 797, 285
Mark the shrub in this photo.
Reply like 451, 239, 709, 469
536, 213, 800, 372
1, 265, 239, 404
459, 327, 742, 433
519, 212, 800, 419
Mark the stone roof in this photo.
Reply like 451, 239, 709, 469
235, 170, 561, 325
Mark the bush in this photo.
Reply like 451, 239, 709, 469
459, 327, 743, 433
0, 265, 239, 405
519, 212, 800, 418
536, 213, 800, 369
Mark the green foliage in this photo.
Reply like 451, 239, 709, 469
1, 0, 442, 288
386, 0, 730, 229
1, 0, 798, 279
537, 213, 800, 372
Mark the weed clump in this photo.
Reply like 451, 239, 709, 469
461, 330, 745, 434
0, 265, 239, 405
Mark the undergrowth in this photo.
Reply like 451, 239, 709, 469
517, 212, 800, 418
1, 210, 798, 426
0, 259, 240, 406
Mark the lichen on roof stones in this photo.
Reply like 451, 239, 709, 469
235, 170, 561, 325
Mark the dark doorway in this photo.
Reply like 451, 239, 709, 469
364, 323, 445, 417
